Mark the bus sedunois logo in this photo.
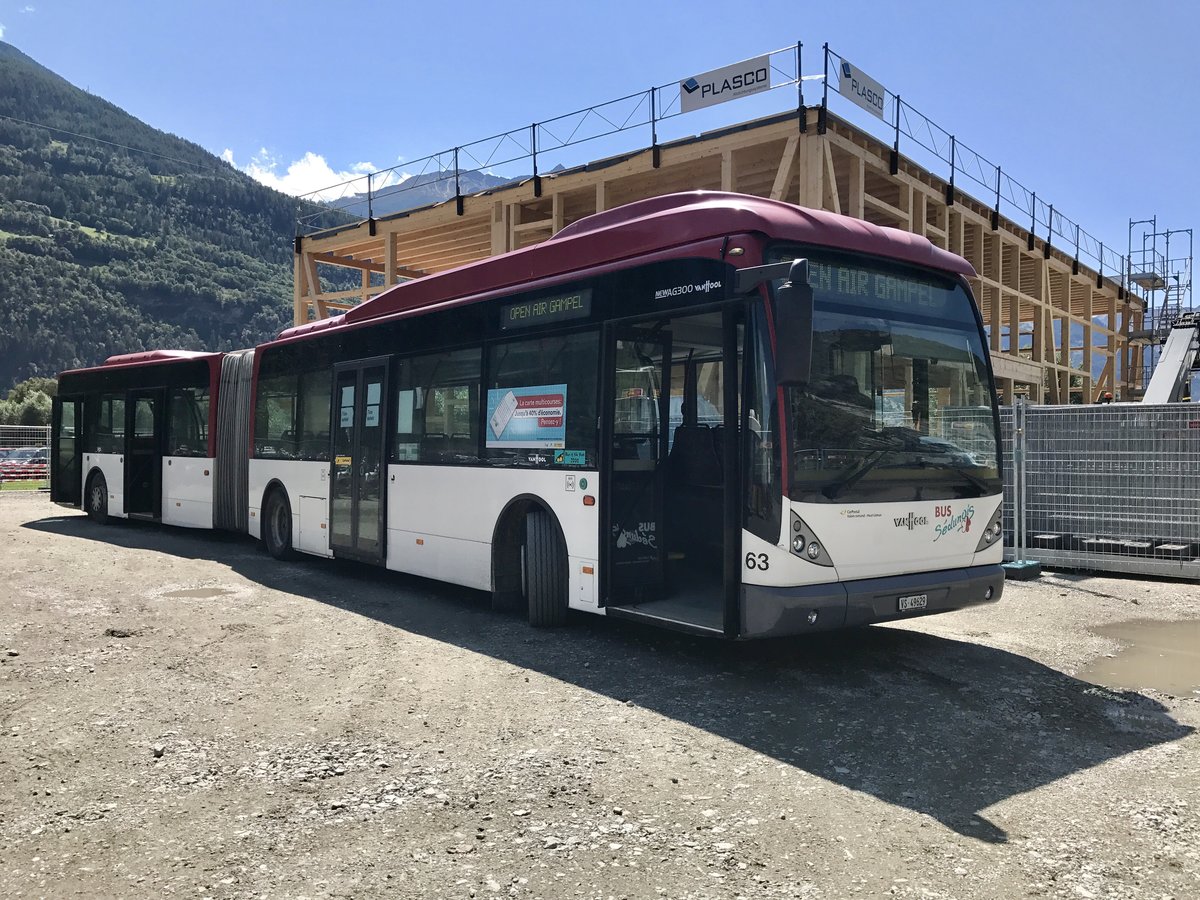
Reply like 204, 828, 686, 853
933, 504, 975, 542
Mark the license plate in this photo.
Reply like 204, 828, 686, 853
898, 593, 928, 611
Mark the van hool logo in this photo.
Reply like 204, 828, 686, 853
654, 279, 723, 301
933, 504, 975, 542
893, 512, 928, 530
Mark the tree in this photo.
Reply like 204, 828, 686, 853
0, 376, 56, 425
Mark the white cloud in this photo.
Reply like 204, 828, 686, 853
0, 23, 6, 38
223, 148, 381, 199
20, 6, 35, 13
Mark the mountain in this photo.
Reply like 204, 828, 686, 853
0, 42, 547, 392
0, 41, 304, 389
329, 168, 516, 220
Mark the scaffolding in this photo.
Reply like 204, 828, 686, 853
1128, 217, 1195, 397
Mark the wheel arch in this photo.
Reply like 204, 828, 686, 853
490, 493, 567, 602
260, 478, 290, 514
84, 465, 105, 491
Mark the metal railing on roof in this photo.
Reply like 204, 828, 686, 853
295, 44, 803, 235
821, 44, 1129, 290
296, 40, 1140, 299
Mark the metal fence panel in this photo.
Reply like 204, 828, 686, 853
0, 424, 50, 490
0, 425, 50, 449
1003, 404, 1200, 578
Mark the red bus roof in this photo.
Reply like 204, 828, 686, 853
59, 350, 223, 378
279, 191, 974, 341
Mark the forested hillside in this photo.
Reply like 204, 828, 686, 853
0, 41, 299, 390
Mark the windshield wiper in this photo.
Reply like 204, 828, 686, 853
821, 449, 890, 499
917, 459, 994, 493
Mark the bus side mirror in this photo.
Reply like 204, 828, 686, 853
774, 259, 813, 387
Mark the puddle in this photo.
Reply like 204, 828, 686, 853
161, 588, 233, 600
1079, 620, 1200, 697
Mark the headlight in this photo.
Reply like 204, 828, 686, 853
975, 510, 1005, 552
807, 542, 822, 559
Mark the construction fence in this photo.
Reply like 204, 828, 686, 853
0, 425, 49, 490
1003, 403, 1200, 579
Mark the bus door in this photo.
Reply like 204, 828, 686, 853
125, 388, 164, 518
603, 308, 736, 633
50, 396, 83, 505
606, 325, 671, 599
329, 358, 389, 563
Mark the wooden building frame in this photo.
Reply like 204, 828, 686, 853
294, 107, 1143, 403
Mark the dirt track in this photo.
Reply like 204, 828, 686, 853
1, 492, 1198, 899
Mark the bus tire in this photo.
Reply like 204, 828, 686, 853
525, 509, 567, 627
85, 471, 108, 525
263, 488, 299, 561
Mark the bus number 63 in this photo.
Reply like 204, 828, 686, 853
745, 552, 769, 571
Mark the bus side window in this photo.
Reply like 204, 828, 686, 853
744, 304, 781, 543
485, 331, 599, 467
392, 348, 482, 464
297, 368, 332, 461
89, 393, 125, 454
168, 387, 210, 457
254, 374, 299, 459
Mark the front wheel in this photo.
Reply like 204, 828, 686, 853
263, 489, 298, 560
85, 472, 108, 525
525, 510, 567, 627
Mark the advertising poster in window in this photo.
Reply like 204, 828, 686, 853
486, 384, 567, 449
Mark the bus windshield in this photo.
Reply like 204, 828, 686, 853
770, 248, 1002, 504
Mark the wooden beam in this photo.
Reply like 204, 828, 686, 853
512, 220, 554, 234
988, 286, 1002, 354
769, 134, 800, 202
552, 192, 564, 233
292, 252, 304, 325
848, 156, 865, 219
862, 192, 907, 224
312, 252, 382, 274
384, 231, 397, 285
822, 142, 841, 214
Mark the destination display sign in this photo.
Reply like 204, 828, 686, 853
500, 288, 592, 331
807, 258, 969, 322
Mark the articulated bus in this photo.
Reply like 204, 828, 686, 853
52, 192, 1004, 638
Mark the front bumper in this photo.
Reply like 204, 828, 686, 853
740, 564, 1004, 638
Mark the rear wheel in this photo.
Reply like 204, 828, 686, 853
85, 472, 108, 525
263, 489, 298, 560
525, 510, 567, 627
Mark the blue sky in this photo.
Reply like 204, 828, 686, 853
2, 0, 1197, 267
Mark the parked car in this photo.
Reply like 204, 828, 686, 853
0, 447, 49, 480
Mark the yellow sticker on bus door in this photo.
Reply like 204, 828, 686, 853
335, 455, 352, 466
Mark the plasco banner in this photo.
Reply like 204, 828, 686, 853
679, 55, 772, 114
486, 384, 568, 449
837, 59, 887, 121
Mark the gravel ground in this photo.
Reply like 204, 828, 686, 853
1, 491, 1197, 899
